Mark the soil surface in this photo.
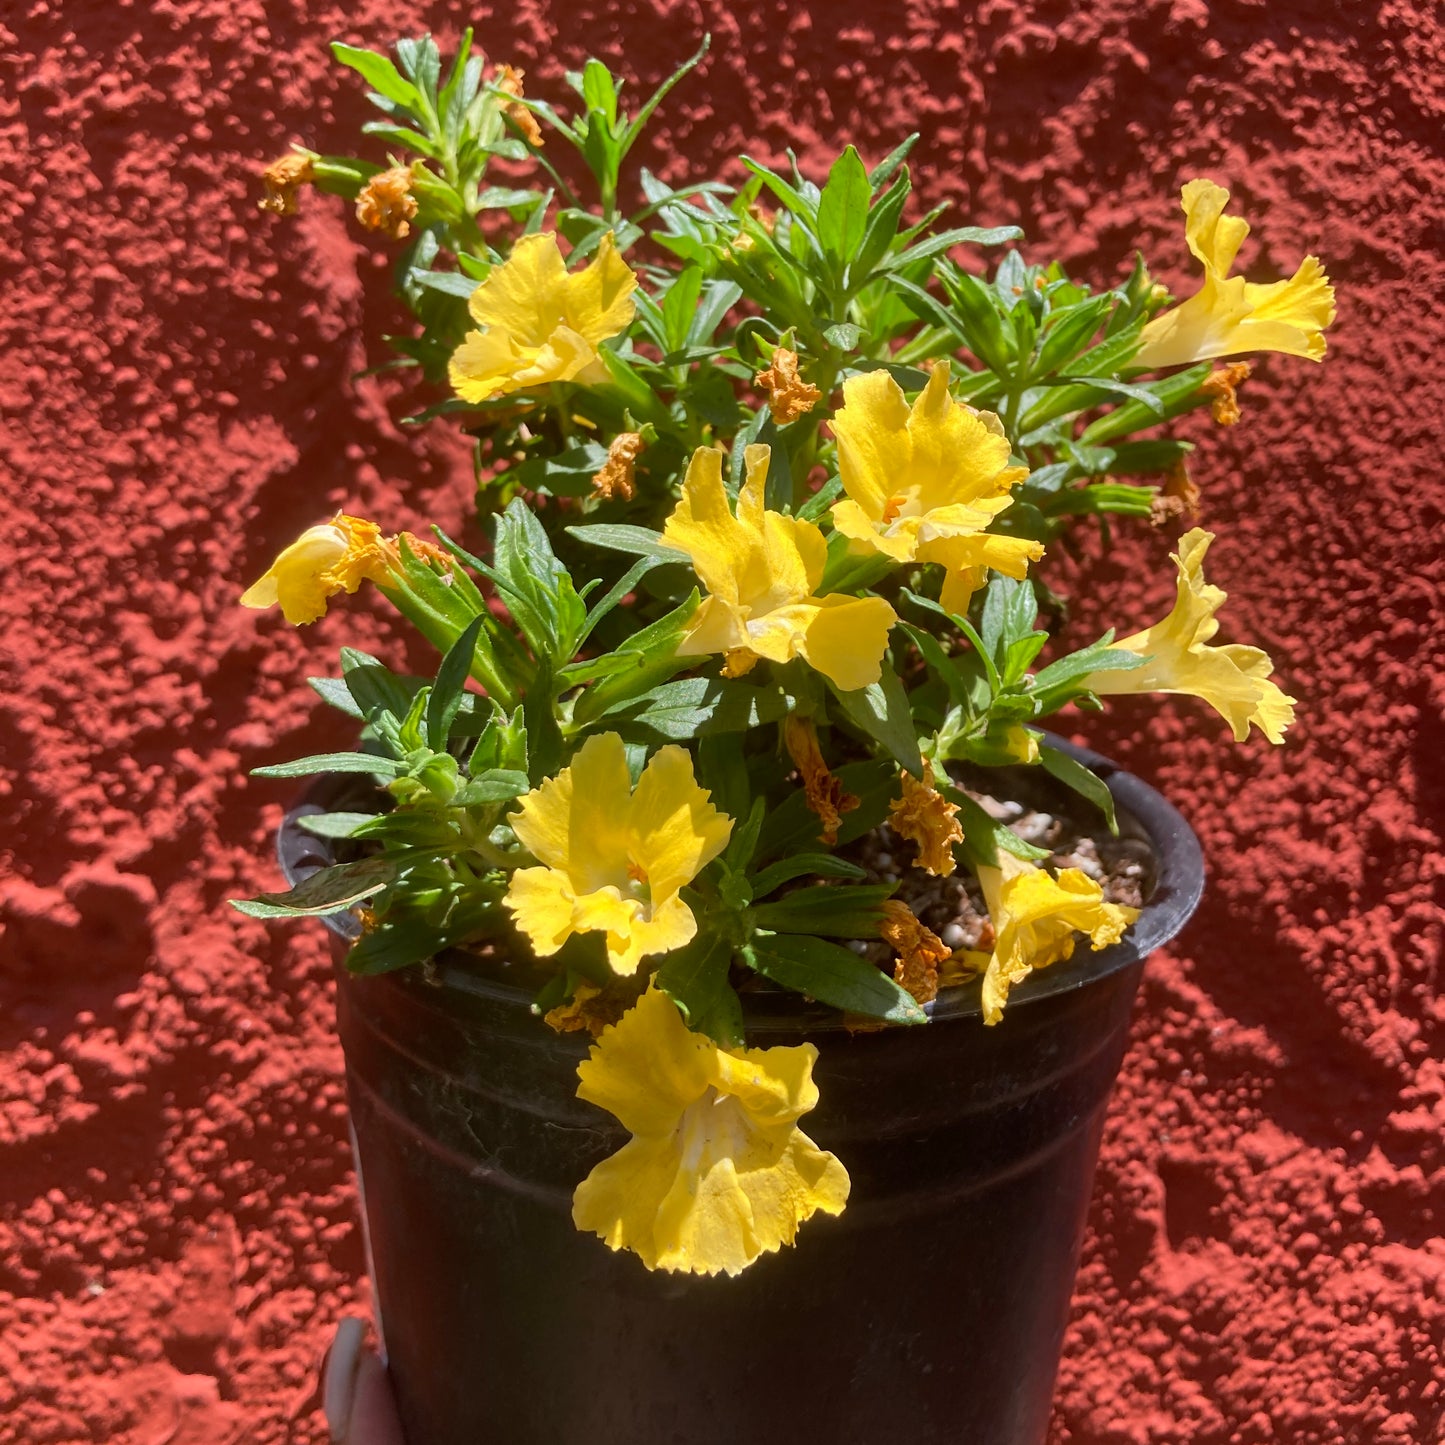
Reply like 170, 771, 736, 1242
3, 3, 1443, 1444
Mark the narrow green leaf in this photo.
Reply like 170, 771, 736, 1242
251, 752, 403, 780
830, 665, 924, 775
297, 811, 376, 839
816, 145, 871, 275
744, 934, 927, 1023
750, 883, 895, 939
426, 615, 484, 752
451, 769, 531, 807
231, 857, 397, 919
655, 933, 744, 1048
332, 42, 420, 109
1039, 745, 1118, 833
748, 853, 868, 897
566, 522, 690, 564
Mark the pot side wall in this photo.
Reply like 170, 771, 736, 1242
0, 3, 1441, 1444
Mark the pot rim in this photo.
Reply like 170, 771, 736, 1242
279, 733, 1203, 1034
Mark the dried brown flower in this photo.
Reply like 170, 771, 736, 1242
259, 152, 314, 216
543, 980, 639, 1038
755, 347, 822, 426
355, 166, 419, 241
1150, 459, 1202, 527
880, 900, 950, 1006
888, 762, 963, 877
592, 431, 645, 502
783, 715, 858, 846
495, 64, 544, 148
1199, 360, 1252, 426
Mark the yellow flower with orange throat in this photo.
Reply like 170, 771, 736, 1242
572, 986, 850, 1275
829, 361, 1044, 616
449, 231, 637, 402
661, 444, 898, 692
1133, 178, 1335, 372
1082, 528, 1295, 743
240, 514, 397, 625
504, 733, 733, 976
971, 853, 1139, 1025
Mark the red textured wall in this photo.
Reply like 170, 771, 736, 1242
3, 2, 1441, 1441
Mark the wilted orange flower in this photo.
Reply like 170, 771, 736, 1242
783, 716, 858, 846
544, 979, 641, 1037
355, 166, 418, 240
259, 153, 314, 215
880, 900, 949, 1006
755, 347, 822, 425
1199, 361, 1252, 426
592, 431, 645, 502
495, 64, 544, 147
888, 762, 963, 876
1150, 459, 1201, 527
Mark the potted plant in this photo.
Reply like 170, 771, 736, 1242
237, 32, 1333, 1445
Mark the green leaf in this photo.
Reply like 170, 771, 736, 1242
1032, 293, 1115, 376
851, 169, 911, 282
748, 853, 868, 897
816, 145, 871, 276
823, 321, 862, 350
830, 665, 924, 775
881, 224, 1024, 271
571, 592, 700, 723
941, 784, 1051, 865
451, 768, 530, 807
662, 264, 704, 350
566, 522, 690, 565
940, 267, 1015, 373
297, 811, 376, 839
1039, 745, 1118, 834
1077, 363, 1211, 443
868, 135, 918, 190
426, 616, 484, 752
740, 156, 819, 226
231, 857, 397, 919
609, 676, 791, 742
744, 934, 926, 1023
655, 933, 743, 1048
332, 42, 420, 109
309, 675, 364, 719
251, 752, 403, 780
523, 657, 563, 784
511, 442, 611, 499
756, 758, 897, 858
619, 35, 710, 162
749, 884, 895, 938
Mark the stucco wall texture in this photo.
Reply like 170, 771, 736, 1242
2, 0, 1441, 1441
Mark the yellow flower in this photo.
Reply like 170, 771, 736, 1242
448, 232, 637, 403
975, 853, 1139, 1025
1134, 179, 1335, 371
1083, 528, 1295, 743
240, 514, 393, 625
661, 445, 898, 692
504, 733, 732, 976
572, 986, 850, 1276
830, 361, 1043, 615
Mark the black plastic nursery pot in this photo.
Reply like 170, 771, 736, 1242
279, 737, 1203, 1445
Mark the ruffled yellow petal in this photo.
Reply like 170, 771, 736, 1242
505, 735, 730, 974
572, 988, 849, 1275
467, 231, 570, 340
830, 363, 1032, 599
796, 594, 900, 693
628, 745, 733, 902
504, 866, 582, 957
240, 515, 392, 625
1135, 179, 1335, 370
575, 985, 716, 1135
977, 855, 1139, 1025
663, 445, 897, 689
1084, 528, 1296, 743
449, 231, 636, 401
564, 231, 638, 345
